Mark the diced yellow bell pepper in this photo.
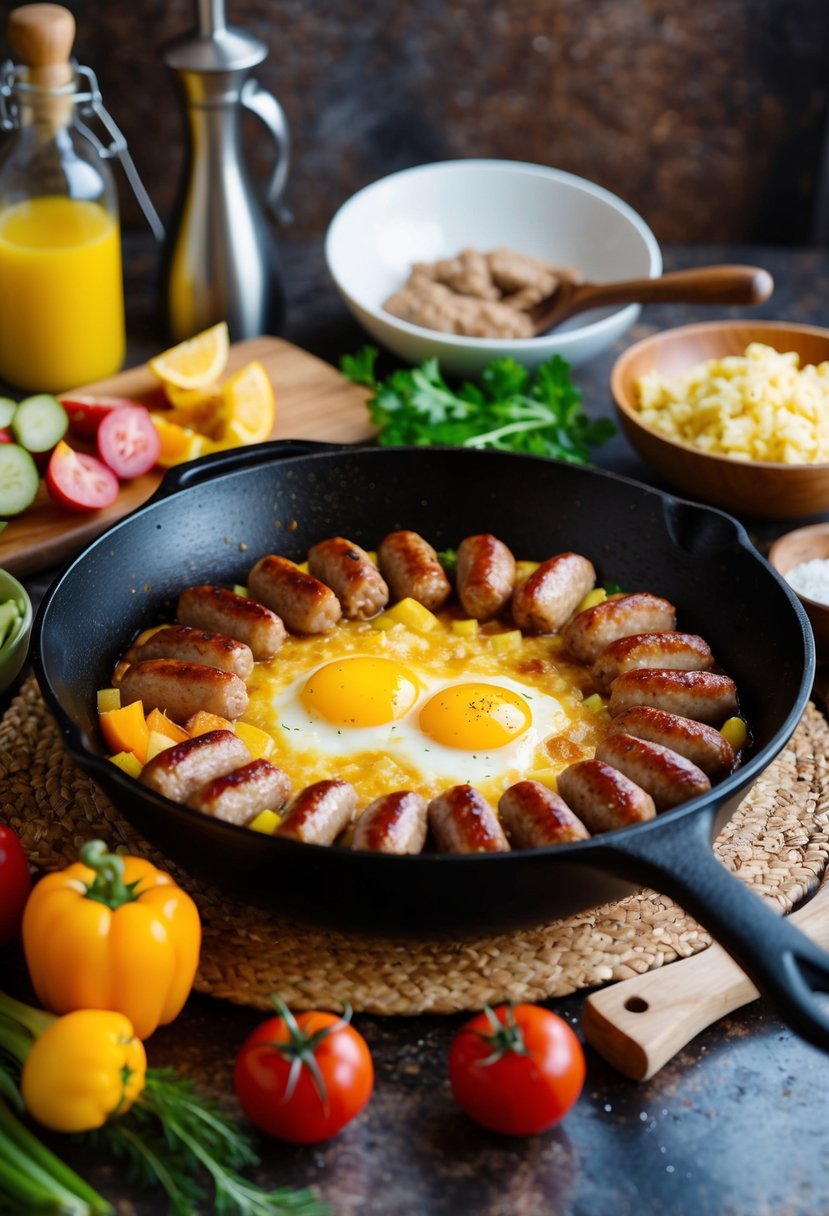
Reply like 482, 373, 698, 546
108, 751, 142, 778
146, 707, 189, 744
489, 629, 522, 653
385, 597, 438, 633
529, 769, 560, 790
721, 717, 748, 750
146, 730, 177, 761
234, 720, 275, 760
582, 693, 606, 713
249, 809, 280, 835
369, 613, 399, 632
97, 687, 121, 714
99, 700, 149, 765
232, 584, 249, 597
451, 618, 479, 637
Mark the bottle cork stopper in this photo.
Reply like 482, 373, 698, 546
7, 3, 75, 88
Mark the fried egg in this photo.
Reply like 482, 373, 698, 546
243, 615, 604, 805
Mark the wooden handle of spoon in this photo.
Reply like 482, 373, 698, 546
581, 877, 829, 1081
572, 264, 774, 313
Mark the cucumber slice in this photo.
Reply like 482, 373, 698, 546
0, 444, 40, 515
12, 393, 68, 454
0, 397, 16, 429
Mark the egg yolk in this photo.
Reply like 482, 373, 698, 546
301, 657, 421, 727
419, 682, 532, 750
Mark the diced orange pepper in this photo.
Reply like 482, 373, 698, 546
184, 709, 234, 736
99, 700, 150, 765
146, 708, 189, 744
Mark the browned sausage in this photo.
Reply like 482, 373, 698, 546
118, 659, 249, 723
606, 706, 736, 777
177, 585, 286, 662
595, 732, 711, 810
427, 785, 510, 853
187, 758, 292, 825
248, 554, 342, 635
511, 552, 595, 634
351, 791, 429, 854
130, 624, 254, 680
608, 669, 739, 725
456, 534, 516, 620
307, 536, 389, 619
556, 758, 656, 833
498, 780, 590, 848
139, 729, 251, 802
274, 778, 357, 845
592, 631, 714, 689
377, 530, 451, 610
561, 592, 677, 664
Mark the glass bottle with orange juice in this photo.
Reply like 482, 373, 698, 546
0, 5, 128, 392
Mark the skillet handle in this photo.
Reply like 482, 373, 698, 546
148, 440, 345, 500
588, 807, 829, 1053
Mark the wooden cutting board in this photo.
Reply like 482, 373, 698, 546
0, 336, 375, 577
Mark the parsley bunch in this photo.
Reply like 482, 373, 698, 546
341, 347, 614, 464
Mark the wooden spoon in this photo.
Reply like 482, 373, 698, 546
530, 264, 774, 335
581, 876, 829, 1081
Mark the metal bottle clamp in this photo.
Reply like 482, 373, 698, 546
0, 59, 165, 242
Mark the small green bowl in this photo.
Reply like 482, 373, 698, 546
0, 568, 32, 694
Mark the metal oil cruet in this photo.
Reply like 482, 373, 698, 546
161, 0, 291, 343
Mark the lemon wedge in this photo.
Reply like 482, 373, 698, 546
213, 360, 275, 447
150, 414, 214, 467
149, 322, 230, 391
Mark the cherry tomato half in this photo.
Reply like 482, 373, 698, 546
448, 1003, 586, 1136
45, 441, 119, 512
60, 394, 135, 439
96, 405, 161, 479
0, 824, 32, 946
234, 1000, 374, 1144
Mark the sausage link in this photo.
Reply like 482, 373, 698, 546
498, 780, 590, 848
274, 778, 357, 845
595, 731, 711, 811
456, 534, 516, 621
592, 631, 714, 689
351, 791, 429, 854
140, 729, 251, 803
608, 669, 739, 725
130, 624, 254, 680
556, 758, 656, 833
118, 658, 248, 724
248, 554, 342, 635
187, 758, 292, 825
511, 552, 595, 634
427, 785, 510, 853
377, 530, 451, 610
177, 585, 286, 662
561, 592, 677, 665
307, 536, 389, 620
606, 706, 735, 777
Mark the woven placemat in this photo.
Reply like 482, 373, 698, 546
3, 674, 829, 1015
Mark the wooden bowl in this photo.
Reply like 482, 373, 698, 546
768, 524, 829, 659
610, 320, 829, 518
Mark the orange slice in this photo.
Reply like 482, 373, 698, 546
149, 322, 230, 391
150, 414, 212, 467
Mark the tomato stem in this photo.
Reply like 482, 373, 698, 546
263, 995, 354, 1113
472, 1003, 530, 1067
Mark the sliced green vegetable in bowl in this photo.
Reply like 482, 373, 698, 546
341, 346, 614, 464
0, 568, 32, 693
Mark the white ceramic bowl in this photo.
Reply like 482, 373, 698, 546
325, 159, 662, 378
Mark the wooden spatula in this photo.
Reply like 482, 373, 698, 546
581, 877, 829, 1080
530, 264, 774, 334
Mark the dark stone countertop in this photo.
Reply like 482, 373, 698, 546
7, 236, 829, 1216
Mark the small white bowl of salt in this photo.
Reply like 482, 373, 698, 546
769, 524, 829, 660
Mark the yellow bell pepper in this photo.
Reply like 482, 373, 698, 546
21, 1008, 146, 1133
22, 840, 201, 1040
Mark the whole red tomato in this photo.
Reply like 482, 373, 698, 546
234, 998, 374, 1144
448, 1003, 585, 1136
0, 825, 32, 946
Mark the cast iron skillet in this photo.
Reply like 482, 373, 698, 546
34, 442, 829, 1049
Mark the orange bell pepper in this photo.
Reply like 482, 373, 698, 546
22, 840, 201, 1040
99, 698, 150, 764
145, 707, 189, 744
